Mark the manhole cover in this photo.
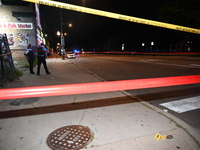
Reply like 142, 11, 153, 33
46, 125, 94, 150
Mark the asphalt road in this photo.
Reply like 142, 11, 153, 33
70, 54, 200, 130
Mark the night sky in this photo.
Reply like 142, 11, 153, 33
39, 0, 200, 52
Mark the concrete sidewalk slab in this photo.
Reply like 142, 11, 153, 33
88, 128, 197, 150
0, 56, 200, 150
0, 98, 199, 150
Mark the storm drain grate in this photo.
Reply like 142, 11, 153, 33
46, 125, 94, 150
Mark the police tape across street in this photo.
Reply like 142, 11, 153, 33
23, 0, 200, 34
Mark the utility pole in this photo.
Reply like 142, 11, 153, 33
60, 9, 65, 60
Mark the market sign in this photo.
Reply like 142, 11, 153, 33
0, 22, 33, 29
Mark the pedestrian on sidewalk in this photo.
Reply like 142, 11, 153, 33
37, 43, 51, 75
24, 44, 35, 74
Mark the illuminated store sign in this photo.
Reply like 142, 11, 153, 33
0, 23, 33, 29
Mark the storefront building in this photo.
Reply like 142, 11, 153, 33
0, 0, 44, 60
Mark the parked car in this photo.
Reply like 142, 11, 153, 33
67, 52, 76, 59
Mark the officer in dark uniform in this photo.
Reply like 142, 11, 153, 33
24, 44, 35, 74
37, 43, 51, 75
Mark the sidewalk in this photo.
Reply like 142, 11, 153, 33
0, 55, 200, 150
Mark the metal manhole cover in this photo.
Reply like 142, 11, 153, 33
47, 125, 94, 150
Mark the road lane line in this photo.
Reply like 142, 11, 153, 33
160, 96, 200, 113
137, 60, 200, 68
190, 64, 200, 67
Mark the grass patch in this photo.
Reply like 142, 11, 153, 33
23, 58, 38, 68
0, 68, 23, 87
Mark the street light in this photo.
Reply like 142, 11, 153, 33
57, 30, 67, 58
57, 31, 61, 36
142, 43, 145, 51
122, 44, 124, 51
58, 9, 73, 59
58, 9, 66, 60
56, 32, 61, 55
150, 42, 154, 51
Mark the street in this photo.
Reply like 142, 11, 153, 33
1, 54, 200, 150
71, 54, 200, 130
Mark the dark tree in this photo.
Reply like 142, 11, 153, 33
159, 0, 200, 51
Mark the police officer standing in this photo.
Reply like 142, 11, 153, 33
37, 43, 51, 75
24, 44, 35, 74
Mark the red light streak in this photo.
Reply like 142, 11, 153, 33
0, 75, 200, 100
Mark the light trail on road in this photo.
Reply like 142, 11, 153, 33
0, 75, 200, 100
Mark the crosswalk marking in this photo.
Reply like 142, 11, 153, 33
160, 96, 200, 113
137, 60, 200, 68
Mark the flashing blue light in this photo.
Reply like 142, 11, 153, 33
73, 49, 80, 53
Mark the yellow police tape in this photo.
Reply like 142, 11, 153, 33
23, 0, 200, 34
0, 52, 12, 57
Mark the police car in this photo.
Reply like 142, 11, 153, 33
66, 51, 76, 59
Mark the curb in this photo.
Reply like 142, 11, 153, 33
72, 60, 200, 148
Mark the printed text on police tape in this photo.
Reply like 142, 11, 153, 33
22, 0, 200, 34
